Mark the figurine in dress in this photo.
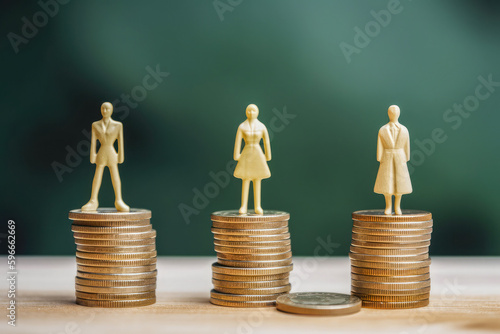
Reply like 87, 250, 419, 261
82, 102, 129, 212
233, 104, 272, 214
374, 105, 412, 215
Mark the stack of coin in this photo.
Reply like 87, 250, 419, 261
210, 210, 293, 307
350, 210, 432, 309
69, 208, 156, 308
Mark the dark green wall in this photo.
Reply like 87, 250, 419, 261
1, 0, 499, 256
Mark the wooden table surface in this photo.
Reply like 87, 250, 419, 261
1, 256, 499, 334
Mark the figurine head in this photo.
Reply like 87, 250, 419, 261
246, 104, 259, 120
388, 105, 400, 122
101, 102, 113, 118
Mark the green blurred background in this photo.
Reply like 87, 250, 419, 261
1, 0, 499, 256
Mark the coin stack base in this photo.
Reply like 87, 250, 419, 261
69, 208, 157, 308
210, 210, 293, 308
350, 210, 433, 309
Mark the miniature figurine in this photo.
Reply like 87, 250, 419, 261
82, 102, 129, 212
374, 105, 412, 215
233, 104, 272, 214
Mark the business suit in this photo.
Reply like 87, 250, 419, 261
92, 119, 123, 166
82, 102, 129, 212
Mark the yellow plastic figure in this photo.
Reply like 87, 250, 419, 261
374, 105, 412, 215
233, 104, 272, 214
82, 102, 129, 212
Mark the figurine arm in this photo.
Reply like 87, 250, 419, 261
233, 128, 242, 161
376, 133, 383, 162
118, 123, 124, 164
263, 127, 271, 161
405, 133, 410, 162
90, 125, 97, 164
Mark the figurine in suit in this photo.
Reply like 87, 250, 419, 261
374, 105, 412, 215
82, 102, 129, 212
233, 104, 271, 214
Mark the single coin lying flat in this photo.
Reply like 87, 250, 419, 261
276, 292, 361, 315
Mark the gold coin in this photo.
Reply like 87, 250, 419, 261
351, 273, 430, 283
349, 253, 428, 262
213, 272, 289, 282
76, 297, 156, 307
216, 251, 292, 261
214, 284, 291, 295
214, 239, 291, 248
212, 263, 293, 276
351, 240, 430, 249
75, 283, 156, 294
210, 289, 284, 302
76, 244, 156, 253
350, 266, 429, 276
352, 210, 432, 222
217, 258, 293, 268
211, 210, 290, 222
353, 219, 433, 229
76, 257, 157, 267
352, 293, 429, 302
75, 277, 156, 287
76, 251, 157, 260
351, 285, 431, 296
361, 299, 429, 309
350, 246, 429, 256
215, 245, 291, 254
69, 208, 152, 221
276, 292, 362, 316
212, 221, 288, 229
71, 225, 152, 234
72, 219, 151, 227
77, 264, 156, 274
210, 297, 275, 307
351, 233, 431, 243
74, 238, 156, 247
213, 233, 291, 242
351, 226, 433, 236
351, 279, 430, 290
77, 270, 157, 280
75, 291, 156, 300
73, 230, 156, 240
212, 278, 289, 288
211, 227, 289, 235
350, 259, 431, 269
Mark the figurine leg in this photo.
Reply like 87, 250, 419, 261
239, 180, 250, 214
394, 194, 402, 215
384, 194, 392, 215
82, 165, 104, 211
109, 164, 129, 212
253, 179, 263, 214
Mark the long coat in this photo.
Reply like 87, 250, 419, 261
374, 122, 413, 195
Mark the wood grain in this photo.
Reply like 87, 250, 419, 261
1, 257, 499, 334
